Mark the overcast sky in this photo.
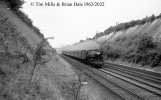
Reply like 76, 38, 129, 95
21, 0, 161, 48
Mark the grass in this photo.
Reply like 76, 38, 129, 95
0, 7, 56, 100
58, 74, 88, 100
101, 33, 161, 68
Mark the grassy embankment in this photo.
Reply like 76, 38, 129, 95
0, 1, 90, 100
94, 14, 161, 69
0, 0, 58, 99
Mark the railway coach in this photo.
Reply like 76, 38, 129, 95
62, 40, 104, 68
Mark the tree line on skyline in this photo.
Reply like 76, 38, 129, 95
94, 13, 161, 39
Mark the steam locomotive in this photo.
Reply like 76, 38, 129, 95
62, 40, 104, 68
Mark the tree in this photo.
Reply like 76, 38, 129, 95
30, 37, 54, 83
3, 0, 25, 10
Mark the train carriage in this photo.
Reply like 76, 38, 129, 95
62, 40, 104, 68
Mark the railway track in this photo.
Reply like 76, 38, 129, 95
62, 55, 149, 100
104, 64, 161, 90
105, 62, 161, 76
102, 62, 161, 100
104, 62, 161, 84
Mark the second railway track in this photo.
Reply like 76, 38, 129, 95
102, 62, 161, 100
104, 62, 161, 93
104, 62, 161, 83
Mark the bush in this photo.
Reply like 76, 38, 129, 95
102, 45, 122, 60
59, 74, 88, 100
2, 0, 24, 10
102, 33, 161, 67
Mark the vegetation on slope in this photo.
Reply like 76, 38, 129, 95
0, 13, 30, 99
101, 33, 161, 68
94, 14, 161, 39
15, 10, 45, 38
1, 0, 24, 10
1, 0, 44, 38
0, 1, 86, 99
92, 13, 161, 68
0, 2, 56, 99
0, 11, 57, 100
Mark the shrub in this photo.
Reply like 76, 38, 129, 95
59, 74, 88, 100
2, 0, 24, 10
102, 33, 161, 67
102, 45, 121, 60
137, 34, 156, 53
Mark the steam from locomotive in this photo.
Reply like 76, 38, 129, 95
62, 40, 104, 68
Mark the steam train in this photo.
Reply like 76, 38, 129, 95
62, 40, 104, 68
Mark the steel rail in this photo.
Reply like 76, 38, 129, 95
101, 68, 161, 97
104, 63, 161, 90
104, 65, 161, 85
62, 55, 126, 100
104, 62, 161, 79
62, 55, 148, 100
